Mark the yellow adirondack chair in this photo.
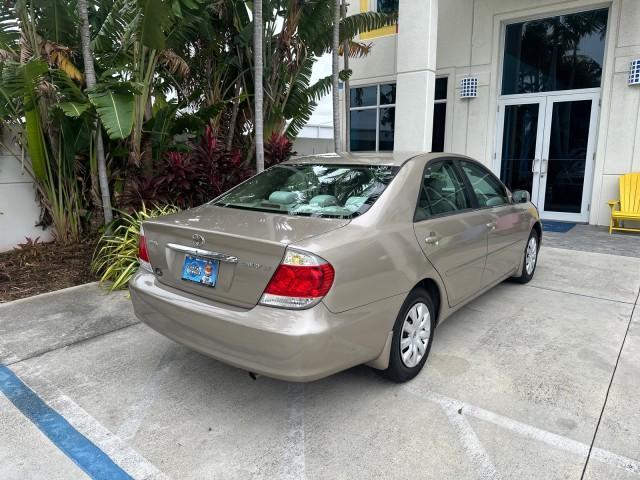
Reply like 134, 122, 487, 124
608, 173, 640, 234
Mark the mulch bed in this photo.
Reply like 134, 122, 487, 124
0, 239, 98, 303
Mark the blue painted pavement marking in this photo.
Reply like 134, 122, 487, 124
0, 365, 132, 480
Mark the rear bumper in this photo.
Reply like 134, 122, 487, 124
129, 271, 401, 382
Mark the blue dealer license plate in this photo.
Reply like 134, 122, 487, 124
181, 255, 219, 287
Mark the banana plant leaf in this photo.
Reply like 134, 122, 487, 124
87, 87, 135, 140
57, 101, 91, 117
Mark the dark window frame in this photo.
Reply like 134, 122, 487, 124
349, 83, 396, 152
500, 8, 609, 96
432, 76, 448, 152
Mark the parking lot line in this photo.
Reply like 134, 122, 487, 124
0, 365, 132, 480
9, 363, 170, 480
433, 391, 501, 480
282, 382, 305, 480
117, 347, 188, 443
405, 384, 640, 477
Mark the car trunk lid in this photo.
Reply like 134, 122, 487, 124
142, 204, 349, 308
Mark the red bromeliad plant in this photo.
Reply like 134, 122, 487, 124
195, 126, 253, 199
264, 133, 295, 169
120, 128, 294, 211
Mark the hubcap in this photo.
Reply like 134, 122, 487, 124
400, 302, 431, 368
525, 236, 538, 275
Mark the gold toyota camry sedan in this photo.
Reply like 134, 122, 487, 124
130, 152, 541, 382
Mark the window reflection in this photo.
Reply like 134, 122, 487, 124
502, 9, 608, 95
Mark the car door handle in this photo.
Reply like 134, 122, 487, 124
425, 233, 440, 245
486, 222, 496, 231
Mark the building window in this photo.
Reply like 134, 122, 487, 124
502, 8, 608, 95
432, 77, 447, 152
375, 0, 398, 14
350, 83, 396, 152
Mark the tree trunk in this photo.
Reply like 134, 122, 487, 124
77, 0, 113, 226
225, 80, 241, 151
254, 0, 264, 173
342, 0, 349, 152
332, 0, 341, 152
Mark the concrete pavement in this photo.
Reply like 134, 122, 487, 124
0, 245, 639, 479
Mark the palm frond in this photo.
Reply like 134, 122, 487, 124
159, 48, 189, 77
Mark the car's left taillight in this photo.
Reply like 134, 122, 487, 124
138, 227, 152, 272
259, 249, 335, 309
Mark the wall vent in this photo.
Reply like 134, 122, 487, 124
460, 77, 478, 98
629, 59, 640, 86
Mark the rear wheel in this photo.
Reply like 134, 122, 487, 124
383, 289, 435, 382
514, 230, 539, 284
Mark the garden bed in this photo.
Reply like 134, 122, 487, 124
0, 239, 98, 303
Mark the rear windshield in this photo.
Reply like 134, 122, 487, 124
214, 164, 399, 218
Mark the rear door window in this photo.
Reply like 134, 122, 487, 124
415, 161, 472, 222
214, 164, 399, 218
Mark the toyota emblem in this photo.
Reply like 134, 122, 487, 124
192, 234, 205, 247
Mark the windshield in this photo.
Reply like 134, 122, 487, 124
214, 164, 399, 218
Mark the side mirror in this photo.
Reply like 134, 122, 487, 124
512, 190, 531, 203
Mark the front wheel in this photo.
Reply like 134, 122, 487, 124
513, 230, 539, 284
383, 289, 436, 383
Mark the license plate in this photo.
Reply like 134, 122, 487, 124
181, 255, 219, 287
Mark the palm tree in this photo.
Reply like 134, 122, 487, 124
77, 0, 113, 226
254, 0, 264, 173
331, 0, 341, 152
341, 0, 350, 152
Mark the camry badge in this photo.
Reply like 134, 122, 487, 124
192, 234, 205, 247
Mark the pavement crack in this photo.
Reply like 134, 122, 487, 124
580, 286, 640, 479
524, 284, 635, 305
2, 322, 140, 367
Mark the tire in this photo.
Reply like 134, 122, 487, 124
513, 229, 539, 284
383, 288, 436, 383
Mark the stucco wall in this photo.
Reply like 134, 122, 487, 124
0, 130, 52, 252
345, 0, 640, 226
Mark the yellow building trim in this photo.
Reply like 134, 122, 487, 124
358, 0, 397, 40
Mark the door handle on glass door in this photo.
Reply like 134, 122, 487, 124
425, 233, 440, 245
541, 159, 548, 177
531, 158, 540, 173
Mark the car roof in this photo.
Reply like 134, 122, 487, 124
283, 152, 473, 167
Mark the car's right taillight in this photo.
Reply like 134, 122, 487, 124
259, 249, 335, 309
138, 227, 152, 272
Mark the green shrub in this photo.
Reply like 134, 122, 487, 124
92, 204, 179, 291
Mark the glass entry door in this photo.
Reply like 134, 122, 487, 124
496, 92, 598, 222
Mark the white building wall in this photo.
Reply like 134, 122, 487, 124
0, 130, 52, 252
346, 0, 640, 226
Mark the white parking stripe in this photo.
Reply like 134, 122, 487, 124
11, 363, 170, 480
282, 383, 305, 480
117, 347, 188, 442
405, 385, 500, 480
405, 384, 640, 477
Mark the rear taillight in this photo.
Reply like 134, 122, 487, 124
259, 249, 335, 309
138, 227, 152, 272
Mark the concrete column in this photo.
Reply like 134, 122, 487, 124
393, 0, 438, 152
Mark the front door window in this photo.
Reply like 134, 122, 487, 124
542, 100, 592, 213
500, 103, 540, 193
459, 161, 509, 208
497, 95, 598, 222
